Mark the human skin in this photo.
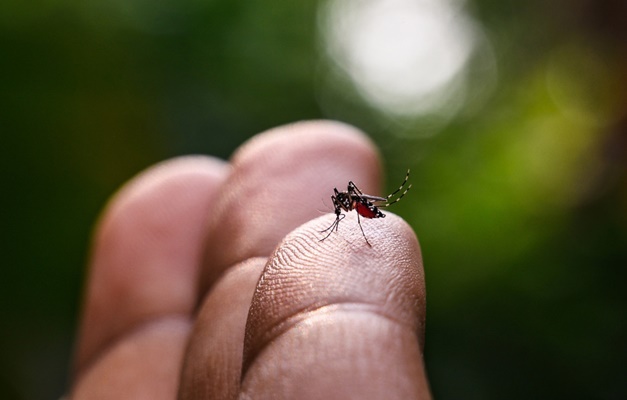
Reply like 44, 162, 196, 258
69, 120, 430, 399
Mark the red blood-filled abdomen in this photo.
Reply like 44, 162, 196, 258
355, 202, 378, 219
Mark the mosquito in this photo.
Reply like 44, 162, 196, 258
320, 169, 412, 246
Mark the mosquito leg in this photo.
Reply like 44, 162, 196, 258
385, 169, 411, 200
319, 223, 337, 241
356, 211, 371, 247
382, 170, 412, 207
320, 213, 345, 241
384, 184, 411, 207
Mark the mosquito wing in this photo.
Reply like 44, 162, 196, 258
358, 194, 388, 202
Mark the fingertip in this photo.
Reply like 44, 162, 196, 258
240, 213, 428, 398
243, 212, 426, 374
231, 120, 380, 180
76, 155, 229, 375
95, 156, 230, 244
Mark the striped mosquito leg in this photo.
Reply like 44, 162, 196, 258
386, 169, 410, 199
384, 169, 411, 206
385, 183, 411, 206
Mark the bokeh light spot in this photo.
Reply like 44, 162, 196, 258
319, 0, 490, 121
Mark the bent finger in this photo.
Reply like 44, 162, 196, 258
241, 213, 430, 399
74, 156, 229, 376
199, 120, 382, 299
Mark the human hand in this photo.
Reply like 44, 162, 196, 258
69, 121, 430, 399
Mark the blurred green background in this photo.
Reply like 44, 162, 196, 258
2, 0, 626, 398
